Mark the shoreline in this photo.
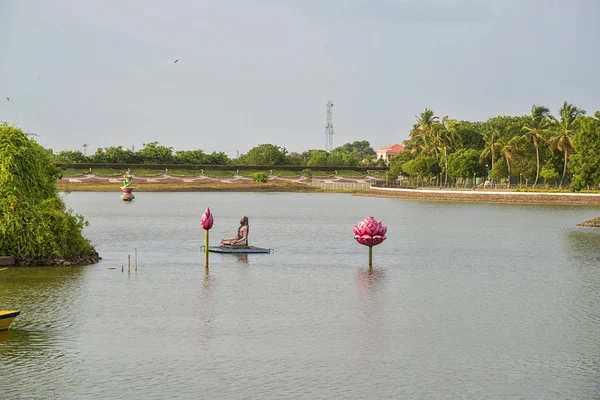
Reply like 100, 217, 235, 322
57, 177, 600, 205
355, 187, 600, 205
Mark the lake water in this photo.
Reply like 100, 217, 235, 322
1, 192, 600, 399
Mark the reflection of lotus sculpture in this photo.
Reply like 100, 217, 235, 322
354, 216, 387, 267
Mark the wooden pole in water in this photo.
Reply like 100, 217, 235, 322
204, 230, 209, 269
128, 255, 130, 273
368, 246, 373, 268
134, 248, 137, 271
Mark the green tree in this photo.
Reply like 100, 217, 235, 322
388, 150, 414, 181
489, 157, 508, 181
497, 135, 522, 180
521, 105, 551, 186
332, 140, 376, 160
0, 124, 98, 264
240, 144, 287, 165
174, 149, 208, 164
547, 101, 586, 186
511, 151, 537, 186
540, 166, 560, 188
54, 150, 87, 164
448, 149, 482, 186
409, 108, 439, 155
136, 142, 174, 164
569, 111, 600, 191
206, 152, 230, 165
456, 121, 485, 150
306, 150, 329, 166
284, 152, 306, 166
401, 155, 440, 184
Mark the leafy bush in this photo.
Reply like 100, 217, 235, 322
252, 171, 268, 183
0, 124, 97, 263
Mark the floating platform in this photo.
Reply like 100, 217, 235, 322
208, 245, 272, 254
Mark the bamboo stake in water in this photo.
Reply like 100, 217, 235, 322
204, 230, 209, 269
134, 248, 137, 271
128, 255, 131, 273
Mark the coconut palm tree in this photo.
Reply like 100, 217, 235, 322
497, 135, 522, 183
521, 105, 551, 186
547, 101, 586, 187
436, 116, 462, 186
480, 126, 500, 170
409, 109, 439, 155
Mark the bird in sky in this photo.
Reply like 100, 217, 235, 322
174, 59, 179, 63
6, 97, 8, 101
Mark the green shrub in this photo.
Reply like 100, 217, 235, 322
252, 171, 268, 183
0, 123, 98, 263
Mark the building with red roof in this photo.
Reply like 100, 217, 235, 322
375, 144, 405, 164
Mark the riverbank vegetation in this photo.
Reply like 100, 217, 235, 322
388, 103, 600, 192
52, 141, 384, 168
0, 123, 99, 266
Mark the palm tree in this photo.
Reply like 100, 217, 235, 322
480, 126, 500, 170
498, 135, 522, 183
409, 109, 439, 155
410, 108, 438, 140
547, 101, 586, 187
521, 105, 551, 186
436, 116, 462, 186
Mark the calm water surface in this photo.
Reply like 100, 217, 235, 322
1, 192, 600, 399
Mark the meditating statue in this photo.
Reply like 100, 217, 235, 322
221, 216, 249, 246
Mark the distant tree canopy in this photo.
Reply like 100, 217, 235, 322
0, 123, 98, 264
332, 140, 376, 160
53, 142, 233, 166
389, 102, 600, 191
50, 140, 381, 168
237, 144, 287, 165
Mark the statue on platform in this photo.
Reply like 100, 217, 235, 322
120, 168, 135, 201
221, 216, 249, 246
123, 169, 132, 187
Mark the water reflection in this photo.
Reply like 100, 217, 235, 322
564, 229, 600, 265
195, 271, 216, 344
356, 267, 386, 294
564, 229, 600, 252
231, 253, 248, 264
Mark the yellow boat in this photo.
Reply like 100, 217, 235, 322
0, 310, 20, 331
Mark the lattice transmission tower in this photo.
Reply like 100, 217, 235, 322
324, 100, 334, 152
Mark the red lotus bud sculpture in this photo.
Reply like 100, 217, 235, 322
201, 207, 213, 269
354, 216, 387, 267
201, 207, 213, 230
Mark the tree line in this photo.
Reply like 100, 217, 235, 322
51, 140, 385, 168
389, 102, 600, 191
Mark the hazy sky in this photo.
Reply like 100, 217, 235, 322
1, 0, 599, 157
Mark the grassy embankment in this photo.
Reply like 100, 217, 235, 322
57, 167, 385, 193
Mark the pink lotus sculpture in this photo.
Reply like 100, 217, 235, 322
354, 216, 387, 266
201, 207, 213, 269
201, 207, 213, 230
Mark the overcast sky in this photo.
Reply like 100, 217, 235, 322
1, 0, 598, 157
